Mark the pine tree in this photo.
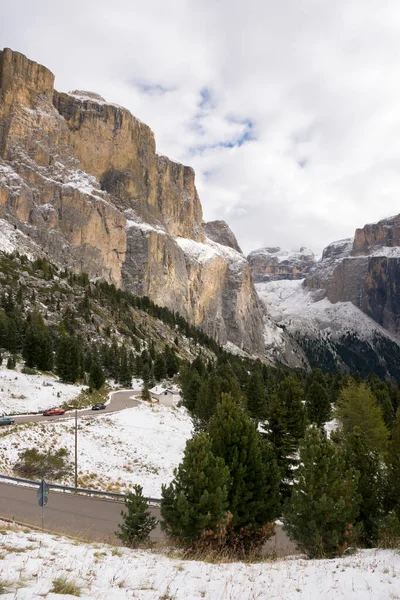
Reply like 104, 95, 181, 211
336, 382, 390, 455
118, 346, 132, 388
180, 367, 202, 411
89, 357, 105, 390
284, 426, 360, 558
246, 371, 266, 421
386, 408, 400, 519
161, 433, 230, 545
208, 394, 279, 546
117, 484, 158, 547
342, 427, 386, 547
154, 354, 167, 381
56, 323, 80, 383
164, 346, 179, 378
305, 381, 331, 427
276, 376, 306, 442
22, 311, 53, 372
264, 392, 299, 500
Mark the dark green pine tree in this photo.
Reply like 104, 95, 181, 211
208, 393, 280, 546
246, 371, 266, 421
179, 367, 202, 412
373, 388, 395, 431
164, 346, 179, 378
142, 362, 151, 387
161, 433, 230, 545
154, 354, 167, 382
117, 484, 158, 548
284, 426, 360, 558
194, 376, 224, 431
386, 408, 400, 519
342, 426, 386, 547
23, 310, 53, 371
118, 346, 132, 388
305, 381, 332, 427
276, 376, 306, 442
264, 392, 298, 499
135, 353, 144, 378
89, 357, 105, 390
56, 322, 81, 383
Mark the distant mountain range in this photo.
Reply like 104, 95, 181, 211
249, 216, 400, 380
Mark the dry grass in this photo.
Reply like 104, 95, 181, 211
50, 577, 81, 596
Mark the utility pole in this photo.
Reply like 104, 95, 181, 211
74, 408, 78, 488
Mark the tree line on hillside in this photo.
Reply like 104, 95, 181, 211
0, 295, 180, 390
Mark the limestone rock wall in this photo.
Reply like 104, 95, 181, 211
353, 215, 400, 255
248, 247, 316, 282
306, 224, 400, 338
0, 48, 265, 354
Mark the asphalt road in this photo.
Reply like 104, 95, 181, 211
0, 481, 163, 543
0, 481, 297, 553
13, 390, 140, 424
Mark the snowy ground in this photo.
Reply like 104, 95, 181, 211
0, 401, 193, 497
0, 523, 398, 599
0, 363, 83, 415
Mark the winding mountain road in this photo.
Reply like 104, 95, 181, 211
13, 390, 141, 424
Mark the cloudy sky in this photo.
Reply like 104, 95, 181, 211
2, 0, 400, 254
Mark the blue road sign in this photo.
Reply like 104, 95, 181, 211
37, 480, 49, 507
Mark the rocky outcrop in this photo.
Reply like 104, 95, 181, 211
203, 220, 242, 253
306, 218, 400, 338
353, 214, 400, 255
248, 246, 316, 282
0, 48, 265, 353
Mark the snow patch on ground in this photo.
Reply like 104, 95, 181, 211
0, 363, 83, 415
0, 524, 398, 599
1, 401, 193, 497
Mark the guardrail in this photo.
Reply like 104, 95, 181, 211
0, 473, 161, 506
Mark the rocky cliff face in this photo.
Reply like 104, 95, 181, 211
248, 246, 316, 282
0, 48, 264, 353
306, 217, 400, 338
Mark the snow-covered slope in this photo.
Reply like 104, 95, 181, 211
0, 523, 398, 599
256, 279, 400, 378
0, 402, 193, 497
257, 279, 392, 339
0, 363, 83, 415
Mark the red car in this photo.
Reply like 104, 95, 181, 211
42, 407, 66, 416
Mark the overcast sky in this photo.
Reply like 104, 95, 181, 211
2, 0, 400, 254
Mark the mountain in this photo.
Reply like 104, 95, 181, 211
250, 218, 400, 380
0, 48, 264, 354
248, 246, 316, 282
307, 215, 400, 337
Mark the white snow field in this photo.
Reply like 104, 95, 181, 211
0, 363, 83, 415
256, 279, 399, 341
0, 401, 193, 498
0, 523, 398, 599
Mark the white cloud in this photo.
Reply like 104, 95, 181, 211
2, 0, 400, 254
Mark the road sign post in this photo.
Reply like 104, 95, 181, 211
37, 479, 49, 530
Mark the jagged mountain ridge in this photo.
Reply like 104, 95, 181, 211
0, 48, 264, 354
248, 246, 316, 282
250, 216, 400, 380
